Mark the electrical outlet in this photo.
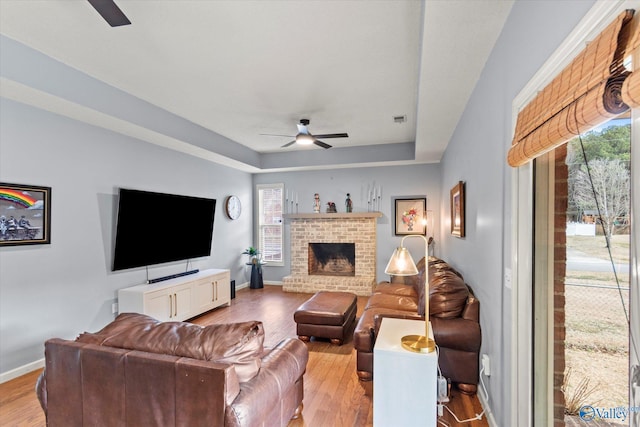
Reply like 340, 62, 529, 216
482, 354, 491, 376
112, 302, 118, 314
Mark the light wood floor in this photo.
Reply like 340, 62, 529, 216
0, 286, 488, 426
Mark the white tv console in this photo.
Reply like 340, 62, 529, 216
117, 269, 231, 322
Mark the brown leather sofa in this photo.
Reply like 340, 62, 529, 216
353, 256, 481, 394
36, 313, 308, 426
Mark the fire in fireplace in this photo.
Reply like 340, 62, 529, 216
308, 243, 356, 276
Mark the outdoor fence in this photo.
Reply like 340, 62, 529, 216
565, 282, 629, 354
564, 281, 630, 411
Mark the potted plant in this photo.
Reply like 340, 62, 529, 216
242, 246, 264, 289
242, 246, 262, 267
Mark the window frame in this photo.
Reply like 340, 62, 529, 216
256, 183, 284, 267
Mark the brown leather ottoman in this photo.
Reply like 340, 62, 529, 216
294, 291, 357, 345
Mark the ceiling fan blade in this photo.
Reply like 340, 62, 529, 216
314, 140, 332, 149
260, 133, 294, 138
87, 0, 131, 27
281, 140, 297, 148
314, 133, 349, 139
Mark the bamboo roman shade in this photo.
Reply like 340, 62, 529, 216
622, 17, 640, 108
508, 10, 638, 167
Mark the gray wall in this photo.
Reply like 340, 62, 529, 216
438, 1, 595, 425
0, 98, 254, 374
253, 163, 441, 282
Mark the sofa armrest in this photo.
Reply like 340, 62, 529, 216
461, 296, 479, 322
225, 339, 308, 427
35, 370, 47, 414
261, 338, 308, 384
431, 317, 481, 352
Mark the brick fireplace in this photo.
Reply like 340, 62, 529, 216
282, 212, 382, 296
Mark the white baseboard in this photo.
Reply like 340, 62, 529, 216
237, 281, 282, 289
0, 358, 44, 384
477, 386, 498, 427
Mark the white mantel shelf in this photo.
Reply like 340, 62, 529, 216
283, 212, 382, 220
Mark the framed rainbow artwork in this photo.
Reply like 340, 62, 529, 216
0, 182, 51, 246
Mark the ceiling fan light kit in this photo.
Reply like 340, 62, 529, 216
296, 133, 315, 145
263, 119, 349, 150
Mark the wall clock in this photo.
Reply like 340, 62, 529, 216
225, 195, 242, 220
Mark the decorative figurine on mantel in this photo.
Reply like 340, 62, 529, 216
326, 202, 337, 213
313, 193, 321, 213
345, 193, 353, 213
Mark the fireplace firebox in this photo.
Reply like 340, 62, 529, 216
308, 243, 355, 276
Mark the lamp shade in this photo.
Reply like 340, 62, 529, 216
384, 247, 418, 276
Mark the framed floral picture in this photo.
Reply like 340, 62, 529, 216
0, 182, 51, 246
450, 181, 465, 237
394, 198, 426, 236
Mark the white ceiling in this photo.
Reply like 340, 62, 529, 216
0, 0, 513, 171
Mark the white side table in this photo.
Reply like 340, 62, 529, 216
373, 318, 437, 427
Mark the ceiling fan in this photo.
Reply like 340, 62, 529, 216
263, 119, 348, 149
87, 0, 131, 27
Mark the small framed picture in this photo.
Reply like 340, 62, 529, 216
450, 181, 465, 238
394, 198, 427, 236
0, 182, 51, 246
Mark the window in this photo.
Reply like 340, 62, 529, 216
257, 183, 284, 265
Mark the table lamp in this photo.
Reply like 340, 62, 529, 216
384, 234, 435, 353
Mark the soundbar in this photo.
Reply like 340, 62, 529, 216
147, 269, 199, 284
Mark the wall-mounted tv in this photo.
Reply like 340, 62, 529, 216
112, 188, 216, 271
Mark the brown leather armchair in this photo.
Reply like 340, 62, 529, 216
353, 257, 481, 394
36, 313, 308, 426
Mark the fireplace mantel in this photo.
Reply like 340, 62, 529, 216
283, 212, 382, 220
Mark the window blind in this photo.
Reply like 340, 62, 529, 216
508, 10, 638, 167
258, 185, 283, 263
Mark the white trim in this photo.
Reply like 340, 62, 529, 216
238, 280, 283, 288
0, 358, 44, 384
512, 163, 534, 427
532, 152, 556, 426
478, 386, 499, 427
263, 280, 283, 286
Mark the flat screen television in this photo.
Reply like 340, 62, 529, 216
112, 188, 216, 271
